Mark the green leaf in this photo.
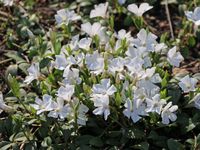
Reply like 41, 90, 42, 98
133, 17, 144, 29
50, 31, 61, 55
18, 63, 29, 74
5, 65, 18, 77
167, 139, 184, 150
127, 127, 145, 139
40, 58, 51, 69
148, 131, 168, 148
4, 51, 26, 64
41, 137, 52, 147
168, 84, 182, 104
7, 74, 20, 98
0, 143, 15, 150
133, 142, 149, 150
188, 36, 196, 47
89, 137, 104, 147
115, 92, 122, 106
76, 135, 93, 146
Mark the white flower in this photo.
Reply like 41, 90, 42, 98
30, 94, 54, 115
154, 43, 167, 53
132, 28, 157, 52
92, 94, 110, 120
48, 98, 71, 120
85, 51, 104, 75
127, 3, 153, 17
178, 75, 198, 93
57, 85, 75, 101
118, 0, 126, 5
185, 7, 200, 26
81, 22, 108, 44
115, 29, 133, 42
77, 103, 89, 125
126, 46, 147, 58
78, 37, 92, 50
63, 67, 81, 85
55, 54, 68, 70
138, 67, 162, 83
0, 92, 12, 113
67, 53, 85, 67
123, 98, 147, 123
2, 0, 13, 6
167, 46, 184, 67
108, 57, 125, 75
125, 57, 144, 73
91, 79, 116, 120
192, 93, 200, 109
146, 94, 166, 114
81, 22, 102, 37
24, 63, 40, 84
68, 35, 79, 51
92, 78, 117, 96
55, 9, 81, 26
161, 102, 178, 124
90, 2, 108, 18
137, 80, 160, 98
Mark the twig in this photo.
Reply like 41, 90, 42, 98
0, 10, 12, 19
0, 58, 12, 65
165, 0, 174, 40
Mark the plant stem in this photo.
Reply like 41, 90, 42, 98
0, 58, 12, 65
165, 0, 174, 40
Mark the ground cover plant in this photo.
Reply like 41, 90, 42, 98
0, 0, 200, 149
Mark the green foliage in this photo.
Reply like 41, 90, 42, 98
0, 0, 200, 149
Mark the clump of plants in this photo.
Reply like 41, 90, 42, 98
0, 0, 200, 149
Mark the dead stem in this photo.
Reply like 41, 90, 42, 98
0, 58, 12, 65
165, 0, 174, 39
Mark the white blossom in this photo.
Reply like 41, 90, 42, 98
78, 37, 92, 50
24, 63, 40, 84
132, 28, 157, 52
92, 79, 117, 96
48, 98, 71, 120
90, 2, 108, 18
55, 54, 68, 70
138, 67, 162, 83
146, 94, 166, 114
167, 46, 184, 67
108, 57, 125, 75
55, 9, 81, 26
161, 102, 178, 124
115, 29, 133, 42
185, 7, 200, 26
137, 80, 160, 98
2, 0, 13, 6
118, 0, 126, 5
57, 85, 75, 101
63, 67, 81, 85
85, 51, 104, 75
92, 94, 110, 120
77, 103, 89, 125
127, 3, 153, 17
81, 22, 102, 37
30, 94, 54, 115
125, 57, 144, 73
178, 75, 198, 93
67, 53, 84, 67
68, 35, 80, 51
192, 93, 200, 109
91, 79, 117, 120
81, 22, 108, 44
123, 98, 147, 123
0, 92, 12, 113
